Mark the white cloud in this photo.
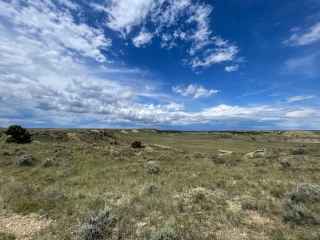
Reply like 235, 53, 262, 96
225, 65, 239, 72
153, 0, 192, 27
173, 84, 218, 99
190, 46, 238, 68
91, 0, 240, 70
0, 0, 156, 124
56, 0, 80, 10
284, 22, 320, 46
132, 28, 153, 47
285, 95, 315, 103
91, 0, 157, 37
285, 109, 316, 117
0, 0, 111, 63
186, 3, 213, 55
166, 102, 185, 110
282, 52, 320, 76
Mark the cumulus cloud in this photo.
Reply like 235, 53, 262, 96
0, 0, 155, 127
92, 0, 240, 69
172, 84, 219, 99
91, 0, 156, 37
285, 95, 315, 103
225, 65, 239, 72
166, 102, 185, 110
132, 28, 153, 47
284, 23, 320, 46
0, 0, 111, 63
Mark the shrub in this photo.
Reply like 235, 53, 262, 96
286, 184, 320, 203
131, 141, 143, 148
292, 148, 306, 155
282, 184, 320, 225
280, 161, 291, 170
193, 192, 205, 203
2, 150, 12, 156
54, 147, 70, 157
216, 179, 225, 187
157, 155, 172, 161
76, 205, 117, 240
43, 158, 56, 168
265, 152, 278, 159
46, 176, 55, 183
17, 155, 35, 166
282, 199, 320, 225
4, 125, 32, 144
146, 183, 157, 195
211, 154, 224, 164
150, 226, 178, 240
227, 157, 241, 166
147, 166, 160, 175
192, 152, 203, 159
241, 201, 258, 211
254, 160, 266, 167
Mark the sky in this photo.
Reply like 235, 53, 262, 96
0, 0, 320, 130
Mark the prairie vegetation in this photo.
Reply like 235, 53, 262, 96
0, 128, 320, 239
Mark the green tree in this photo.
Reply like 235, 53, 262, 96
131, 141, 143, 148
5, 125, 32, 143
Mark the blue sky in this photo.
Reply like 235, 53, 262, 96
0, 0, 320, 130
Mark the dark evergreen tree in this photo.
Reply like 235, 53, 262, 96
5, 125, 32, 143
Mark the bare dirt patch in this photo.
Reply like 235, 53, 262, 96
246, 212, 273, 226
0, 210, 53, 239
67, 133, 81, 142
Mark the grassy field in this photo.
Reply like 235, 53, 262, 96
0, 128, 320, 239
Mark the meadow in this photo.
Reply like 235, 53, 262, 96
0, 128, 320, 240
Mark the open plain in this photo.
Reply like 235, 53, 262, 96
0, 129, 320, 239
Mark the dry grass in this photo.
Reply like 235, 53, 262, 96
0, 129, 320, 239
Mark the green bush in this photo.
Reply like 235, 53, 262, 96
147, 166, 160, 175
5, 125, 32, 144
131, 141, 143, 148
150, 226, 178, 240
282, 184, 320, 225
192, 152, 203, 159
280, 161, 291, 170
265, 152, 278, 159
146, 183, 157, 195
17, 155, 35, 166
2, 150, 11, 156
43, 158, 56, 167
291, 148, 306, 155
286, 184, 320, 203
76, 205, 117, 240
282, 199, 320, 225
241, 201, 258, 211
211, 154, 224, 164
